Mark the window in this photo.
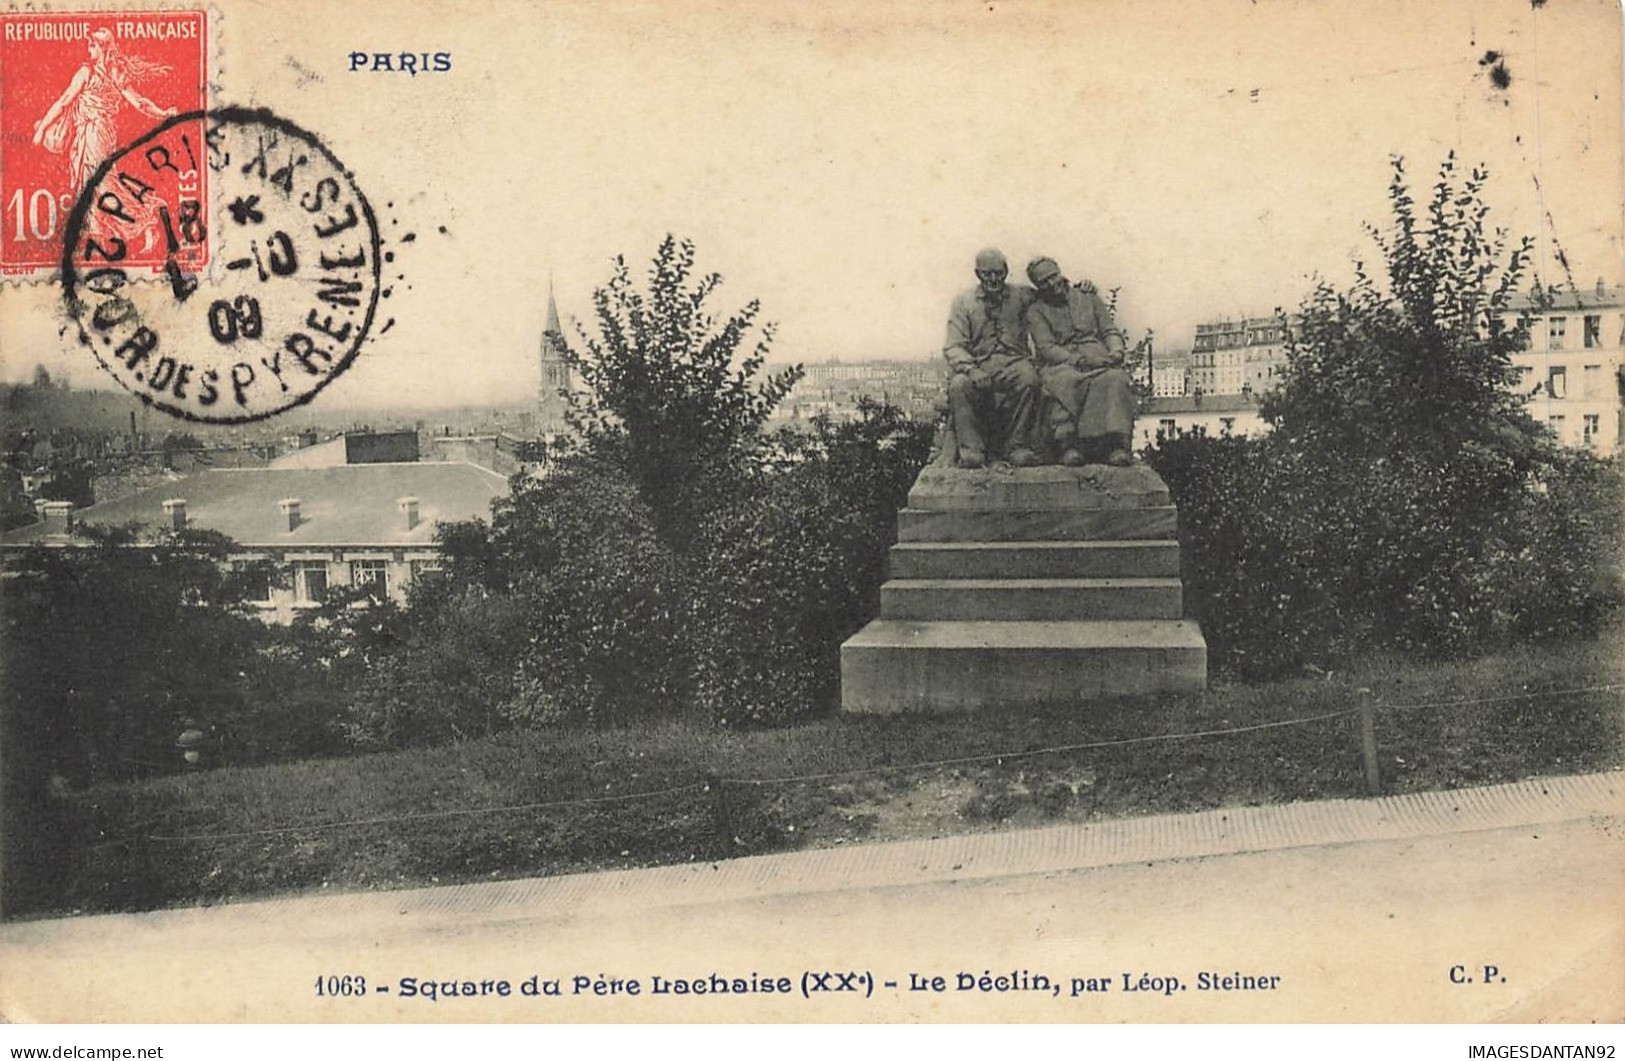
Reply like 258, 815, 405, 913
241, 564, 272, 603
1548, 415, 1565, 437
1158, 418, 1177, 439
1583, 414, 1600, 446
350, 559, 389, 598
1584, 315, 1602, 349
1548, 317, 1566, 350
409, 559, 443, 583
1584, 364, 1602, 398
1547, 365, 1566, 399
293, 560, 328, 604
1220, 417, 1236, 435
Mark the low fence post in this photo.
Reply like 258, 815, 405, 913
706, 772, 735, 859
1358, 693, 1382, 796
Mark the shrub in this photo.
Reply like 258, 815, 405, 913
332, 586, 533, 749
329, 241, 932, 739
1501, 449, 1623, 643
1145, 153, 1625, 677
690, 400, 933, 725
1147, 431, 1622, 679
450, 456, 692, 727
410, 242, 927, 732
0, 525, 279, 915
0, 526, 271, 787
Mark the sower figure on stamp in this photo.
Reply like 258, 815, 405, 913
32, 28, 176, 193
940, 248, 1043, 469
1025, 256, 1135, 467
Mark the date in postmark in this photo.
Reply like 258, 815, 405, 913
1, 9, 207, 277
61, 107, 383, 423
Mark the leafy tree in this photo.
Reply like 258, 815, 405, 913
1262, 153, 1539, 462
0, 524, 289, 911
400, 243, 934, 730
559, 235, 804, 547
1151, 154, 1619, 675
691, 398, 934, 725
329, 582, 536, 748
484, 456, 690, 725
0, 525, 277, 786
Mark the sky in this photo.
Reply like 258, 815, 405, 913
2, 0, 1621, 408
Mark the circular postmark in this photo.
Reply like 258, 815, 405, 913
60, 106, 382, 424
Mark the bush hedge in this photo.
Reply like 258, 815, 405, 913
1147, 430, 1621, 679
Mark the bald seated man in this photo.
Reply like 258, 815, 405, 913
940, 248, 1042, 468
1025, 256, 1135, 467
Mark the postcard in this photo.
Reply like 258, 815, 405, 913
0, 0, 1620, 1030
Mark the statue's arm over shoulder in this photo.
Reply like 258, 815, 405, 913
1087, 285, 1129, 361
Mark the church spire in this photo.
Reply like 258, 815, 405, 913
537, 275, 572, 436
544, 276, 563, 337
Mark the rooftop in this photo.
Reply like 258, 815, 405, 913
1503, 284, 1624, 313
2, 462, 508, 548
1145, 394, 1262, 414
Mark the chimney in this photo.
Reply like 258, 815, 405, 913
398, 496, 420, 531
278, 497, 301, 532
41, 501, 73, 533
161, 498, 187, 531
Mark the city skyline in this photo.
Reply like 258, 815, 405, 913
2, 0, 1620, 410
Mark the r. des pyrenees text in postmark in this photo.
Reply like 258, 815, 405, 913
62, 108, 383, 423
1, 10, 207, 277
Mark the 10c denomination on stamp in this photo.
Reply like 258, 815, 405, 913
61, 107, 383, 423
1, 9, 207, 276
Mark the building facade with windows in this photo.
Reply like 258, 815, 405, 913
780, 357, 945, 422
1135, 349, 1192, 398
1177, 292, 1622, 455
1132, 394, 1268, 450
1189, 316, 1291, 397
1501, 282, 1624, 453
1, 460, 508, 623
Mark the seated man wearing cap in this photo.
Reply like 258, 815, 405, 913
940, 248, 1042, 469
1025, 256, 1135, 467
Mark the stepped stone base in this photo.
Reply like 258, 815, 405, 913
888, 540, 1182, 580
906, 464, 1173, 510
880, 577, 1182, 622
897, 506, 1178, 542
842, 620, 1208, 714
840, 463, 1208, 714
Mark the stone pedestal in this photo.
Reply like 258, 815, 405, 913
840, 464, 1207, 714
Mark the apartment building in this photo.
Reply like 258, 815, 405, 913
1502, 281, 1624, 453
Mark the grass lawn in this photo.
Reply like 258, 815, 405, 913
8, 630, 1621, 919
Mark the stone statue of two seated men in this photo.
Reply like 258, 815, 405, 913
940, 248, 1134, 469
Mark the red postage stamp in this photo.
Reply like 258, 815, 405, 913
0, 10, 207, 277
